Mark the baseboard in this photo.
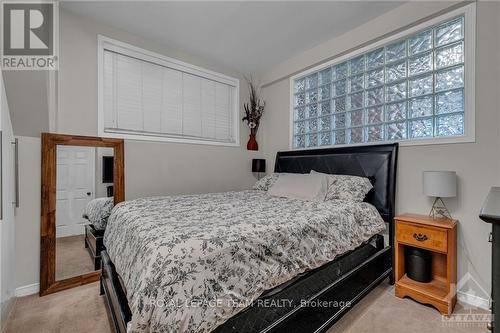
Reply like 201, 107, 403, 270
457, 290, 490, 310
15, 283, 39, 297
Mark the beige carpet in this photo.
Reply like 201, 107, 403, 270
56, 234, 96, 280
3, 282, 112, 333
3, 281, 488, 333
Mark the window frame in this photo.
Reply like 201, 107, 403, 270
97, 35, 240, 147
289, 3, 476, 150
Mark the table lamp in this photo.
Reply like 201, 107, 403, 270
423, 171, 457, 219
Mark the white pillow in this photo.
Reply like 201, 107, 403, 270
268, 173, 328, 201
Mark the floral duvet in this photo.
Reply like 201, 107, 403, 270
82, 197, 114, 230
103, 190, 385, 333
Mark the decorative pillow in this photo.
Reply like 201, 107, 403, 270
252, 173, 280, 191
268, 173, 328, 201
311, 170, 373, 202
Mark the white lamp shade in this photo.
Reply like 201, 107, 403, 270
423, 171, 457, 198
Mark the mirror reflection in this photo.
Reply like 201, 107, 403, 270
55, 145, 114, 281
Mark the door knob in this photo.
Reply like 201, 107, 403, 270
86, 192, 91, 196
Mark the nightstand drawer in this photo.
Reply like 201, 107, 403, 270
396, 222, 447, 253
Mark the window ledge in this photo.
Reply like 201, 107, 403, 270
289, 134, 475, 151
100, 130, 240, 147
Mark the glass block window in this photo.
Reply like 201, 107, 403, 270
292, 15, 468, 148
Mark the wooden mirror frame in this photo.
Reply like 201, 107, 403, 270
40, 133, 124, 296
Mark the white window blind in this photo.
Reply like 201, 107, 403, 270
99, 37, 239, 146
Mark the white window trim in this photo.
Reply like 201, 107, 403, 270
97, 35, 240, 147
289, 3, 476, 150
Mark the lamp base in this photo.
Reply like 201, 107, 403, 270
429, 197, 452, 220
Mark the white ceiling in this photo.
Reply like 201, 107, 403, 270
62, 1, 404, 74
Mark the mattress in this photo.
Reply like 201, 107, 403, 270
103, 190, 386, 333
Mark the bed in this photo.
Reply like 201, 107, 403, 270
83, 197, 114, 270
100, 143, 398, 333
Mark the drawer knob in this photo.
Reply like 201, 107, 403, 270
413, 233, 428, 242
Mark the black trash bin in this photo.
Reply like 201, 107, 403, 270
405, 246, 432, 283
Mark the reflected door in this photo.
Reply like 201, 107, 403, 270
56, 146, 95, 238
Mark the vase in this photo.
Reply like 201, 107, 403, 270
247, 134, 258, 151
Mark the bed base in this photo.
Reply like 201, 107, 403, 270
261, 247, 391, 333
84, 224, 105, 270
100, 244, 391, 333
101, 250, 131, 333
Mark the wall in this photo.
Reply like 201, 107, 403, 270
13, 136, 40, 292
260, 1, 500, 301
0, 72, 16, 328
13, 8, 261, 290
2, 71, 50, 137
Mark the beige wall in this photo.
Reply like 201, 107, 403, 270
14, 8, 261, 289
1, 72, 16, 327
14, 136, 40, 289
261, 1, 500, 299
2, 71, 50, 137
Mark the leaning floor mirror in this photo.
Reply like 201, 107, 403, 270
40, 133, 124, 296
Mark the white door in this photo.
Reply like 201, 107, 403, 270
56, 146, 95, 238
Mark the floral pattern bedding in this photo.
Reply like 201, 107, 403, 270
252, 173, 280, 191
103, 190, 385, 333
324, 174, 373, 202
82, 197, 114, 230
310, 171, 373, 202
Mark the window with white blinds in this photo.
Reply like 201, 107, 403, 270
98, 36, 239, 146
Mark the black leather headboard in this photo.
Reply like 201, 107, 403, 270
274, 143, 398, 223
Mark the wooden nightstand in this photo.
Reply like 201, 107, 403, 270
394, 213, 457, 315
